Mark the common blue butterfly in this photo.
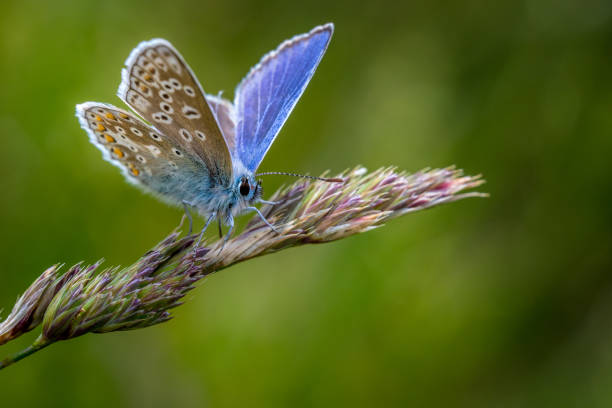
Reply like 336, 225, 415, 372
76, 23, 339, 245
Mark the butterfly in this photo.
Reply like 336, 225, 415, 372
76, 23, 340, 245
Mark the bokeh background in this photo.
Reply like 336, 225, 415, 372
1, 0, 612, 406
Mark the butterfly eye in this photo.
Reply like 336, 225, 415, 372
239, 178, 250, 196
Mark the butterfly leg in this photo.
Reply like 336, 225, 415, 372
217, 216, 234, 253
194, 212, 216, 249
246, 206, 280, 234
182, 200, 195, 235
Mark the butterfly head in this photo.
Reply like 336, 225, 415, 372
235, 174, 262, 204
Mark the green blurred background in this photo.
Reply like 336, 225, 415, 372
1, 0, 612, 406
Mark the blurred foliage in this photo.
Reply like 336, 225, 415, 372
1, 0, 611, 406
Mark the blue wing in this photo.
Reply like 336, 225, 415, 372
234, 23, 334, 172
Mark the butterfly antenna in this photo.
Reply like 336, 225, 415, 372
255, 171, 344, 183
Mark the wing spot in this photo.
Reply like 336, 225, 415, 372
111, 147, 124, 158
182, 105, 201, 119
167, 57, 182, 74
95, 108, 105, 114
105, 113, 116, 120
128, 145, 138, 152
160, 102, 174, 114
149, 132, 161, 141
160, 80, 174, 92
152, 112, 173, 124
127, 90, 151, 111
169, 78, 181, 89
96, 123, 105, 132
159, 90, 173, 102
146, 145, 161, 156
139, 59, 152, 71
128, 163, 140, 176
104, 134, 115, 143
130, 127, 143, 136
137, 155, 146, 163
179, 128, 192, 142
119, 112, 129, 119
136, 56, 152, 71
169, 161, 178, 169
132, 78, 152, 97
154, 57, 168, 71
183, 86, 196, 97
116, 126, 126, 135
172, 148, 182, 157
95, 115, 103, 122
195, 130, 206, 140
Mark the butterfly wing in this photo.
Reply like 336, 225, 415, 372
234, 23, 334, 172
76, 102, 214, 207
206, 94, 236, 156
117, 39, 232, 186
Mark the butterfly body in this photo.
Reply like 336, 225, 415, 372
77, 24, 333, 239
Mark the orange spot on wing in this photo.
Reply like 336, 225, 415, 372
95, 115, 103, 121
96, 123, 106, 132
128, 163, 140, 176
105, 113, 115, 120
119, 113, 129, 119
104, 134, 115, 143
112, 147, 124, 158
144, 74, 152, 81
140, 85, 148, 92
